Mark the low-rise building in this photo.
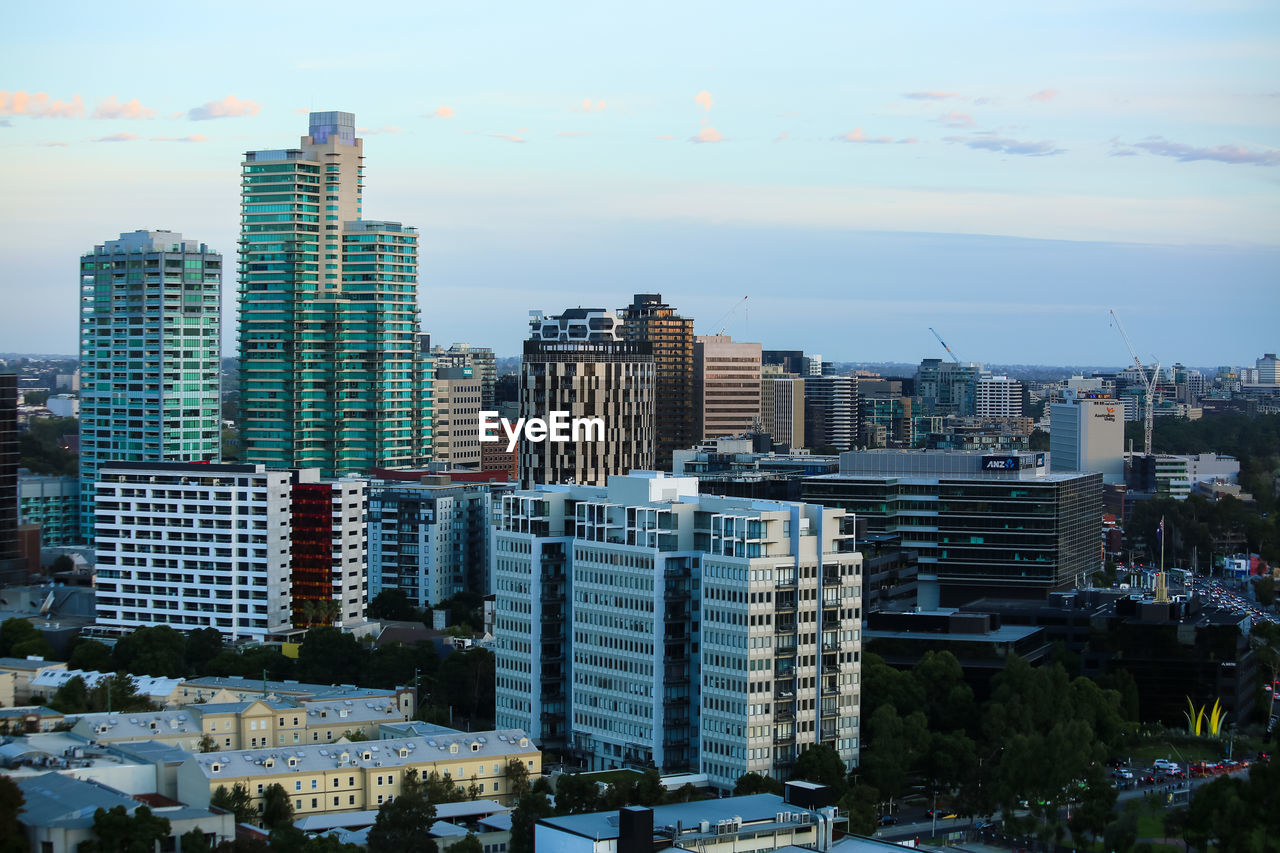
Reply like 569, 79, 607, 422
177, 731, 540, 819
0, 705, 65, 734
0, 656, 68, 700
27, 668, 184, 707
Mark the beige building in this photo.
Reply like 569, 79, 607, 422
0, 656, 67, 701
694, 335, 762, 440
432, 368, 483, 468
760, 367, 805, 450
177, 731, 540, 819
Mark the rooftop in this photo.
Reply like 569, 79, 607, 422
16, 772, 137, 829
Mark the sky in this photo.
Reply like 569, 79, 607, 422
1, 0, 1277, 366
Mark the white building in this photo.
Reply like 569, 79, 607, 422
45, 395, 79, 418
1049, 390, 1124, 484
974, 376, 1023, 418
93, 462, 367, 641
493, 471, 862, 790
432, 367, 483, 469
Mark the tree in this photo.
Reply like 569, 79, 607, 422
197, 734, 217, 753
11, 635, 53, 659
790, 744, 848, 797
0, 776, 27, 853
113, 625, 188, 677
733, 772, 783, 796
51, 553, 76, 574
365, 781, 438, 853
555, 773, 602, 815
0, 618, 42, 657
296, 627, 367, 686
184, 628, 226, 674
1029, 428, 1050, 451
80, 805, 171, 853
1103, 802, 1140, 853
1256, 575, 1276, 607
369, 589, 416, 621
67, 638, 114, 672
261, 783, 294, 831
180, 829, 212, 853
49, 675, 91, 714
840, 783, 880, 836
505, 757, 531, 799
210, 783, 254, 825
508, 791, 554, 853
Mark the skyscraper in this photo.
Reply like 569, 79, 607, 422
1050, 389, 1124, 484
520, 308, 654, 487
693, 334, 761, 440
78, 230, 222, 541
618, 294, 695, 469
804, 374, 859, 451
0, 374, 24, 585
239, 111, 429, 477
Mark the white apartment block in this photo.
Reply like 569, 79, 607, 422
493, 471, 862, 791
94, 463, 367, 641
432, 367, 483, 469
974, 376, 1023, 418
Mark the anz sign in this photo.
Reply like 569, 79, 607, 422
982, 456, 1021, 471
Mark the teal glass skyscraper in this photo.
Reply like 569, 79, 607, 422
238, 111, 430, 475
78, 230, 223, 541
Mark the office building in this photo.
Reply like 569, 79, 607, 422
78, 230, 222, 541
915, 358, 982, 417
93, 462, 366, 641
694, 335, 762, 440
974, 376, 1024, 418
618, 294, 696, 470
859, 394, 913, 449
493, 471, 862, 789
431, 343, 498, 410
0, 374, 22, 585
804, 375, 859, 451
432, 367, 483, 469
1049, 389, 1124, 484
803, 450, 1102, 606
368, 478, 493, 608
760, 367, 805, 451
520, 308, 654, 487
238, 111, 429, 477
1256, 353, 1279, 387
18, 474, 80, 547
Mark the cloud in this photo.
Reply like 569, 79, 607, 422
149, 134, 208, 142
656, 135, 675, 141
556, 131, 589, 138
695, 90, 714, 112
945, 133, 1064, 156
903, 90, 960, 101
39, 141, 68, 147
1030, 89, 1059, 102
572, 98, 606, 113
775, 131, 789, 142
490, 133, 526, 143
433, 105, 455, 119
0, 91, 85, 118
357, 125, 402, 135
92, 96, 156, 120
836, 127, 915, 145
973, 97, 994, 106
1128, 135, 1280, 166
95, 132, 139, 142
938, 110, 974, 128
690, 126, 724, 143
187, 95, 261, 120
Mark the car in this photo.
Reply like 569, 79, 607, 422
1152, 759, 1179, 772
1113, 768, 1134, 779
877, 815, 898, 826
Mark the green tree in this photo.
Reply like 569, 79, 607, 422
180, 829, 212, 853
555, 773, 602, 815
365, 780, 438, 853
422, 770, 467, 804
1256, 575, 1276, 607
11, 635, 53, 659
369, 589, 416, 621
49, 674, 91, 714
0, 776, 27, 853
733, 772, 783, 796
840, 783, 880, 836
443, 835, 482, 853
79, 805, 171, 853
67, 638, 114, 672
0, 618, 42, 657
1103, 803, 1139, 853
51, 553, 76, 574
508, 791, 554, 853
296, 627, 367, 686
184, 628, 225, 674
790, 744, 849, 797
197, 734, 217, 753
505, 757, 531, 799
113, 626, 187, 677
210, 783, 254, 825
261, 783, 294, 830
1029, 428, 1050, 451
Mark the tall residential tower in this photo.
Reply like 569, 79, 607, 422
78, 230, 222, 541
238, 111, 430, 477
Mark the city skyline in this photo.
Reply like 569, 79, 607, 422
1, 1, 1278, 363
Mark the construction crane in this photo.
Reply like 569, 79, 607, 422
1109, 309, 1159, 455
709, 295, 749, 335
928, 327, 961, 364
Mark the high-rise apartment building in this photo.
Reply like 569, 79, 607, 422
1050, 389, 1124, 484
619, 294, 695, 469
915, 358, 982, 417
431, 343, 498, 410
520, 309, 654, 487
78, 230, 222, 541
18, 475, 80, 547
1256, 353, 1280, 386
0, 374, 22, 585
694, 335, 762, 440
368, 478, 493, 608
760, 366, 805, 452
238, 112, 429, 477
974, 376, 1024, 419
493, 472, 862, 789
804, 375, 859, 451
94, 462, 366, 640
432, 367, 483, 469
